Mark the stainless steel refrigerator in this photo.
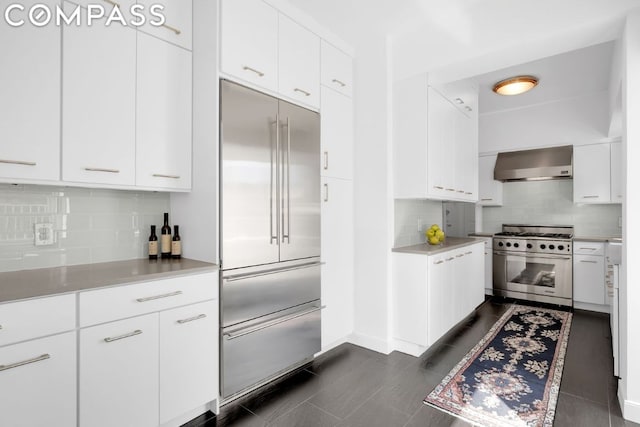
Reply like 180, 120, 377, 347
219, 80, 322, 400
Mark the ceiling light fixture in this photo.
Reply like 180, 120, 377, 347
492, 75, 539, 96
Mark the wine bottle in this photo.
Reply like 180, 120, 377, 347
171, 225, 182, 259
148, 225, 158, 260
161, 213, 172, 259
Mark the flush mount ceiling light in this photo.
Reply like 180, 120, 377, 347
492, 75, 539, 96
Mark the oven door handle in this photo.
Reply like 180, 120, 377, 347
493, 251, 572, 260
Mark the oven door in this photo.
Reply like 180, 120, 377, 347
493, 251, 572, 299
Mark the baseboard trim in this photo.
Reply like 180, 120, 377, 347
317, 335, 351, 356
573, 301, 610, 314
391, 338, 427, 357
347, 332, 392, 355
622, 395, 640, 424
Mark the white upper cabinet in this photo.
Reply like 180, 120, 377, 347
220, 0, 279, 93
136, 32, 192, 190
479, 154, 503, 206
321, 87, 353, 179
610, 142, 622, 203
0, 0, 60, 183
394, 74, 478, 202
573, 143, 611, 204
62, 1, 136, 186
278, 14, 320, 109
137, 0, 193, 50
321, 41, 353, 97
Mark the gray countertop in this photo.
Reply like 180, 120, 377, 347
392, 237, 483, 256
573, 236, 623, 243
0, 258, 219, 304
468, 232, 494, 238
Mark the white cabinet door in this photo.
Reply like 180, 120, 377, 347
136, 32, 192, 190
138, 0, 193, 50
160, 300, 218, 424
279, 14, 320, 109
428, 252, 453, 345
453, 110, 477, 200
79, 314, 159, 427
427, 87, 454, 199
479, 155, 503, 206
220, 0, 278, 93
610, 142, 622, 203
0, 332, 76, 427
321, 87, 353, 180
321, 177, 354, 348
574, 254, 605, 305
321, 40, 353, 97
0, 0, 60, 183
62, 1, 136, 186
573, 143, 611, 203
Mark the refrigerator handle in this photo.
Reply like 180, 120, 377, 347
271, 114, 279, 245
282, 117, 291, 244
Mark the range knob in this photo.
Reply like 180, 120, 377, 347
527, 243, 533, 249
540, 244, 546, 250
549, 244, 555, 250
558, 245, 565, 251
498, 242, 504, 247
506, 242, 512, 247
514, 243, 519, 248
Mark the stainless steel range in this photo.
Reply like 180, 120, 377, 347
493, 224, 573, 306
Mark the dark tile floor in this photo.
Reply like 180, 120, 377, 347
183, 298, 640, 427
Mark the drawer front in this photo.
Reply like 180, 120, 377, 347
573, 241, 605, 256
222, 302, 321, 398
79, 272, 217, 327
0, 294, 76, 347
0, 332, 77, 427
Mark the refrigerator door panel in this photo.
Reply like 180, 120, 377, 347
221, 260, 321, 328
220, 80, 280, 270
278, 100, 321, 262
222, 301, 321, 398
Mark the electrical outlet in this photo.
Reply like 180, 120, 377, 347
34, 223, 54, 246
417, 217, 423, 232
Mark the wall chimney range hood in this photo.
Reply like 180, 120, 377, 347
494, 145, 573, 182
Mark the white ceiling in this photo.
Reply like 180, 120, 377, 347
474, 41, 615, 114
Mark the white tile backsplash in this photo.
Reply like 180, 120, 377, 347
0, 184, 170, 272
394, 199, 444, 247
482, 180, 622, 236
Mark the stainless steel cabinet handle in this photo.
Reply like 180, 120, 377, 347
0, 159, 36, 166
323, 151, 329, 170
445, 188, 455, 192
579, 260, 598, 264
332, 79, 346, 87
578, 247, 597, 251
177, 314, 207, 324
270, 115, 279, 245
136, 290, 182, 302
465, 251, 472, 255
457, 190, 465, 193
84, 167, 120, 173
446, 257, 455, 261
456, 254, 464, 258
465, 192, 473, 195
294, 88, 311, 97
582, 195, 599, 199
152, 174, 180, 179
224, 261, 323, 282
0, 354, 50, 372
224, 306, 325, 340
281, 118, 291, 244
104, 330, 142, 343
434, 260, 444, 265
433, 186, 444, 190
161, 23, 181, 35
481, 198, 493, 201
243, 66, 264, 77
324, 183, 329, 202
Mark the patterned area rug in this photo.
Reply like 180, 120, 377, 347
424, 304, 572, 427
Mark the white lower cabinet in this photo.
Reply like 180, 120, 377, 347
321, 177, 354, 348
0, 332, 76, 427
393, 242, 484, 355
80, 314, 160, 427
160, 301, 218, 424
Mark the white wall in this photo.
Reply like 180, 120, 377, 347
620, 9, 640, 423
394, 199, 443, 247
351, 34, 394, 353
479, 91, 611, 154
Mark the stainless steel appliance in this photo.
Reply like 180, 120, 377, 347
219, 80, 322, 401
494, 145, 573, 182
493, 224, 574, 306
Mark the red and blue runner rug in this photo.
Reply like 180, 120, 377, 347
424, 304, 572, 427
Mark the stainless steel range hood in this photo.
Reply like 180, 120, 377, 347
494, 145, 573, 182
